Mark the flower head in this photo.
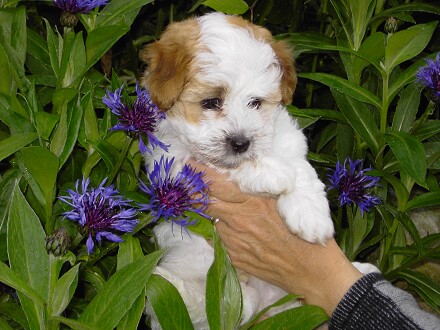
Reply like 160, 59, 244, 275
328, 158, 381, 216
53, 0, 108, 14
138, 156, 210, 229
103, 84, 169, 155
416, 52, 440, 101
60, 177, 138, 254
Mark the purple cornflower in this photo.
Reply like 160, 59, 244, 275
328, 158, 381, 216
53, 0, 108, 14
138, 156, 210, 230
416, 52, 440, 101
103, 84, 169, 155
60, 177, 138, 254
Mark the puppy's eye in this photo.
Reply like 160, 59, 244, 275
201, 98, 222, 111
248, 98, 262, 109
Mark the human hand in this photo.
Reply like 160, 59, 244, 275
188, 160, 362, 316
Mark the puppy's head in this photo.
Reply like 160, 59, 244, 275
141, 13, 296, 169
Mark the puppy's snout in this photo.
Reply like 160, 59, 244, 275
227, 136, 251, 154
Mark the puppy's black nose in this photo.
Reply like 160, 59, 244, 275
228, 136, 250, 153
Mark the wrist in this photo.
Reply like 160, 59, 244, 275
286, 239, 362, 316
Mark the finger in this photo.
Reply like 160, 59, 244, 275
205, 199, 237, 224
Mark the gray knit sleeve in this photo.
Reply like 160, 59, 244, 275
329, 272, 440, 330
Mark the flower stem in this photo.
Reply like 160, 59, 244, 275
108, 136, 133, 184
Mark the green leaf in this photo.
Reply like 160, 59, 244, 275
374, 170, 409, 210
187, 212, 215, 239
0, 262, 45, 306
59, 30, 86, 87
336, 123, 354, 160
94, 0, 154, 29
371, 3, 440, 24
79, 250, 164, 329
241, 294, 301, 330
425, 142, 440, 170
396, 269, 440, 309
413, 120, 440, 142
86, 25, 129, 70
202, 0, 249, 14
7, 183, 49, 298
352, 32, 386, 81
316, 123, 336, 152
44, 19, 61, 78
0, 302, 29, 330
0, 168, 21, 231
50, 90, 84, 168
88, 137, 122, 173
299, 72, 381, 109
50, 264, 79, 317
26, 28, 53, 75
0, 43, 13, 96
51, 316, 103, 330
35, 111, 60, 140
116, 293, 145, 330
250, 305, 328, 330
0, 94, 34, 134
146, 274, 194, 330
117, 236, 144, 271
0, 6, 26, 78
0, 318, 13, 330
332, 90, 383, 156
388, 53, 437, 101
394, 211, 423, 252
7, 183, 49, 329
0, 132, 38, 162
83, 88, 100, 147
391, 83, 421, 133
349, 0, 375, 50
405, 192, 440, 211
206, 232, 242, 330
384, 22, 438, 75
287, 105, 346, 123
17, 146, 59, 221
384, 132, 427, 187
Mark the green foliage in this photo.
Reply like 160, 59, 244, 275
0, 0, 439, 329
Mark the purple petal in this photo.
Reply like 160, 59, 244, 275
86, 234, 95, 254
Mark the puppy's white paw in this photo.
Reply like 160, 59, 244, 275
352, 262, 380, 274
278, 192, 334, 245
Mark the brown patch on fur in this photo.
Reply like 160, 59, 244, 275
166, 100, 202, 124
271, 41, 297, 104
226, 16, 273, 40
227, 16, 297, 104
170, 82, 227, 124
140, 18, 200, 110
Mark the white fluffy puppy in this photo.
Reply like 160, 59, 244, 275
141, 12, 335, 329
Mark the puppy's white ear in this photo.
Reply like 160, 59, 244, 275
140, 18, 199, 110
271, 41, 297, 105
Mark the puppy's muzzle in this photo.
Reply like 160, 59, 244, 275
227, 135, 251, 154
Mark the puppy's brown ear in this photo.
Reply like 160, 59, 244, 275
140, 18, 199, 110
271, 40, 297, 105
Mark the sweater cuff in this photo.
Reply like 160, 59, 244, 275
329, 272, 383, 329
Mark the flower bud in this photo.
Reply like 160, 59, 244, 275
384, 17, 398, 34
45, 227, 71, 257
60, 11, 78, 28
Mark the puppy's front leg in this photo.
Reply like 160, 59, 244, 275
230, 158, 296, 196
277, 160, 334, 245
